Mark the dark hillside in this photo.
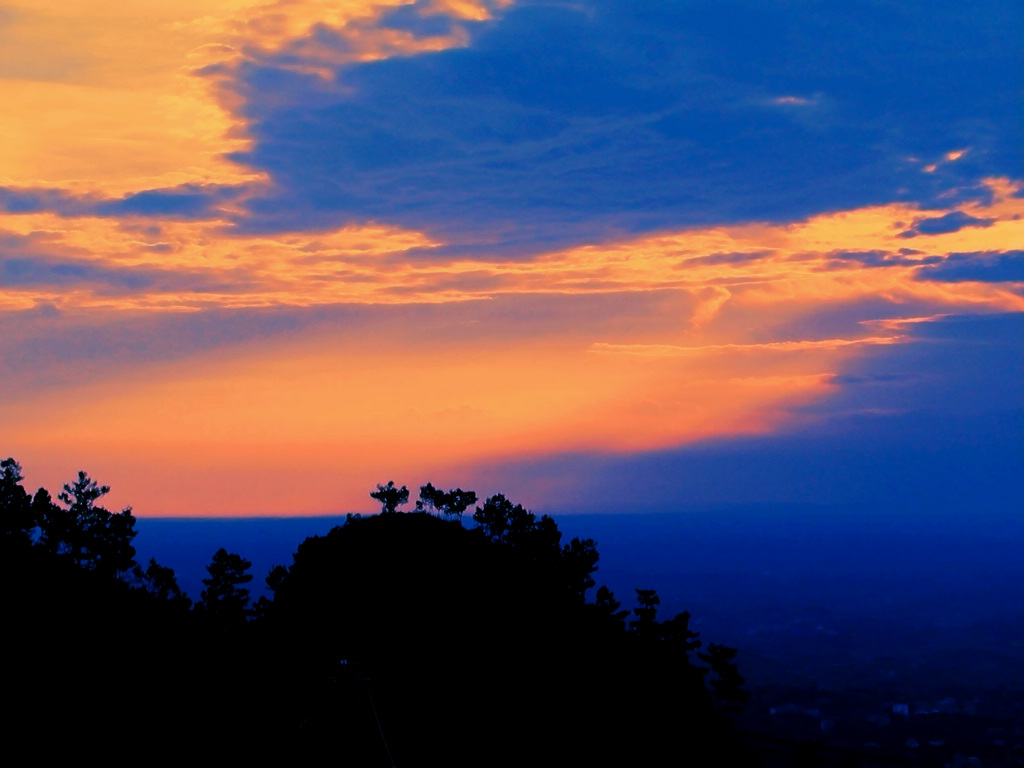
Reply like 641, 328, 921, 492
2, 462, 753, 764
259, 512, 747, 765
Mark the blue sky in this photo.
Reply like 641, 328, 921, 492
0, 0, 1020, 515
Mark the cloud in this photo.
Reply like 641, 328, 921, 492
480, 407, 1024, 517
380, 4, 463, 37
2, 184, 1021, 317
832, 250, 888, 265
2, 2, 1022, 516
213, 0, 1022, 247
0, 253, 239, 295
898, 211, 997, 238
819, 249, 944, 269
0, 187, 94, 216
590, 336, 902, 358
917, 250, 1024, 283
0, 224, 255, 300
0, 183, 248, 220
472, 313, 1024, 515
94, 184, 248, 219
826, 373, 913, 386
678, 250, 775, 268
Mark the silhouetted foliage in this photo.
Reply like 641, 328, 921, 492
417, 481, 441, 514
699, 642, 750, 713
0, 462, 213, 760
474, 493, 556, 561
594, 585, 630, 630
198, 548, 253, 627
370, 480, 409, 514
133, 557, 191, 610
266, 563, 288, 593
442, 488, 477, 523
472, 493, 599, 602
662, 608, 703, 654
0, 457, 34, 545
419, 483, 477, 523
35, 470, 138, 578
560, 535, 599, 602
472, 492, 536, 545
251, 488, 754, 765
1, 461, 756, 764
30, 487, 57, 541
95, 505, 138, 579
630, 587, 661, 637
252, 563, 289, 619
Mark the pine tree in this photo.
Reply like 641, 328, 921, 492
199, 548, 253, 628
698, 643, 749, 713
0, 458, 34, 545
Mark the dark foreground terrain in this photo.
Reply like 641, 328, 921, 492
2, 468, 754, 764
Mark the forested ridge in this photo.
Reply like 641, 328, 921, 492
2, 459, 755, 764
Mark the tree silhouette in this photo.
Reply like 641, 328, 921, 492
698, 643, 749, 713
199, 548, 253, 627
472, 493, 557, 552
0, 457, 34, 545
420, 484, 479, 524
662, 609, 702, 655
1, 464, 756, 764
371, 481, 409, 515
29, 487, 58, 544
37, 472, 96, 559
93, 506, 138, 579
134, 557, 192, 609
629, 588, 661, 638
256, 506, 748, 765
443, 488, 477, 524
594, 586, 630, 630
560, 536, 599, 602
418, 482, 442, 514
37, 470, 137, 577
252, 564, 289, 619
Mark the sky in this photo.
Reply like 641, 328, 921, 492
2, 0, 1021, 517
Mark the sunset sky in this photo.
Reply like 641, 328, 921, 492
2, 0, 1021, 516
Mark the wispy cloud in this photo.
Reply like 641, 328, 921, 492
2, 0, 1021, 514
590, 336, 903, 358
2, 180, 1021, 313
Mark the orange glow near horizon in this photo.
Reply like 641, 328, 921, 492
3, 179, 1022, 515
3, 330, 852, 515
2, 2, 1021, 516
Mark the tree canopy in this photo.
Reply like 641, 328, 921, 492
370, 481, 409, 514
417, 483, 477, 523
1, 460, 754, 764
0, 457, 34, 544
198, 548, 253, 627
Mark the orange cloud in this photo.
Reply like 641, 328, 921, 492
0, 0, 507, 193
5, 178, 1021, 315
4, 137, 1021, 514
4, 2, 1020, 517
0, 1, 264, 193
